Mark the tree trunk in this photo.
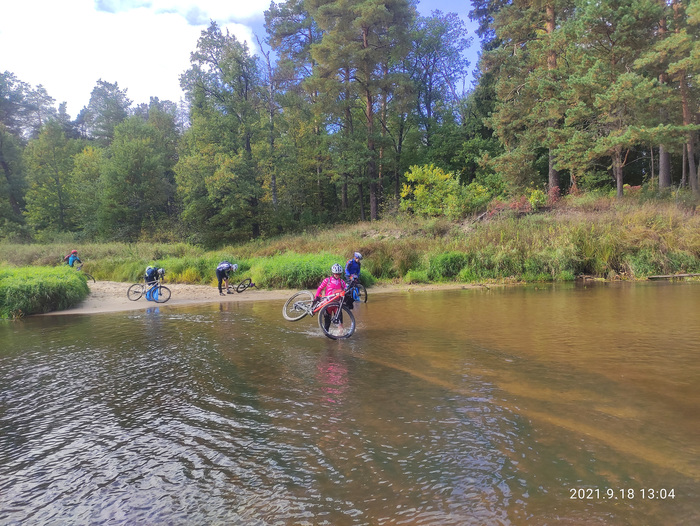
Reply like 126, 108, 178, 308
546, 5, 560, 194
658, 145, 671, 189
365, 85, 378, 220
657, 10, 671, 191
358, 182, 366, 221
680, 74, 698, 194
342, 175, 348, 210
613, 146, 624, 197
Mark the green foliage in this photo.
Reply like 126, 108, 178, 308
527, 188, 548, 211
23, 121, 85, 234
0, 266, 89, 318
3, 196, 700, 288
427, 251, 469, 280
250, 252, 375, 290
400, 164, 465, 219
98, 116, 176, 241
624, 249, 700, 278
403, 270, 429, 284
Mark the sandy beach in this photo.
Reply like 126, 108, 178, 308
44, 280, 479, 316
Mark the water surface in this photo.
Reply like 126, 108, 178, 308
1, 282, 698, 524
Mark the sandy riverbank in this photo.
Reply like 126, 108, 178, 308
44, 280, 481, 316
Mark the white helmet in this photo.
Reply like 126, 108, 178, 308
354, 252, 363, 260
232, 263, 238, 272
331, 263, 343, 274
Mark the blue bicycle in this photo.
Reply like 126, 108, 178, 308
347, 278, 367, 303
127, 280, 171, 303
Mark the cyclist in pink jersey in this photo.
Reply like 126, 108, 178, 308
315, 263, 347, 333
315, 263, 347, 300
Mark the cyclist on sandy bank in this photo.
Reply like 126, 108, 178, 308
145, 266, 164, 285
216, 261, 238, 296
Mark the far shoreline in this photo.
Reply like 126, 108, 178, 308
43, 280, 486, 316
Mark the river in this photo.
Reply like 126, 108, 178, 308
1, 281, 698, 524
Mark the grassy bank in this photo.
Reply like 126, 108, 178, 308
0, 266, 90, 319
2, 198, 699, 297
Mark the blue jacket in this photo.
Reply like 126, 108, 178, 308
67, 254, 81, 267
345, 258, 361, 278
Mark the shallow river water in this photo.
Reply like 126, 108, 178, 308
1, 281, 698, 525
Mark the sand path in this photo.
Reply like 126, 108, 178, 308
45, 280, 477, 315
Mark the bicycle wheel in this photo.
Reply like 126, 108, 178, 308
82, 272, 96, 283
236, 278, 252, 293
283, 290, 313, 321
154, 285, 171, 303
355, 283, 367, 303
318, 303, 355, 339
127, 283, 144, 301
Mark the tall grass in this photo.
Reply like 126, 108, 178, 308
0, 266, 89, 318
2, 198, 699, 288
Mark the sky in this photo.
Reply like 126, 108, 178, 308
1, 0, 479, 119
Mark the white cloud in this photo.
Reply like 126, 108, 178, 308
1, 0, 267, 117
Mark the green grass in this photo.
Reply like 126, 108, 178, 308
0, 266, 90, 319
2, 197, 699, 294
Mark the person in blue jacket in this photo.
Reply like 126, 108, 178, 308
345, 252, 362, 281
64, 250, 82, 267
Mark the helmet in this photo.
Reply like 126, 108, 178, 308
331, 263, 343, 274
354, 252, 362, 260
71, 250, 78, 254
157, 268, 165, 278
232, 263, 238, 272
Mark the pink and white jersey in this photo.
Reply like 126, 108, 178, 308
316, 276, 346, 298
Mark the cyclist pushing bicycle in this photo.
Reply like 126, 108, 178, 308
345, 252, 362, 281
63, 250, 82, 267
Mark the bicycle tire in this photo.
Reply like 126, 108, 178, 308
82, 272, 96, 283
154, 285, 171, 303
236, 278, 252, 293
283, 290, 314, 321
318, 303, 355, 339
355, 283, 367, 303
127, 283, 144, 301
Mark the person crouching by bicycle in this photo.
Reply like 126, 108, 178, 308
216, 261, 238, 296
145, 265, 164, 286
315, 263, 347, 332
64, 249, 82, 267
345, 252, 362, 282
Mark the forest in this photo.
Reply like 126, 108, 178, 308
1, 0, 699, 248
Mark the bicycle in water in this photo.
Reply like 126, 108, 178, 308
282, 288, 355, 340
346, 278, 367, 303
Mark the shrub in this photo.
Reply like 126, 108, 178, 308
427, 251, 469, 280
0, 266, 89, 318
400, 164, 464, 219
404, 270, 429, 284
527, 188, 548, 211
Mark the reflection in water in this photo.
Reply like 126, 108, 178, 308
0, 282, 698, 524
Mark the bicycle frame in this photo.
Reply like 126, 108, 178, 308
290, 290, 344, 317
312, 291, 345, 315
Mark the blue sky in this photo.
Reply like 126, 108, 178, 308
1, 0, 479, 118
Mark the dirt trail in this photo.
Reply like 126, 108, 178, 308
45, 281, 478, 316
